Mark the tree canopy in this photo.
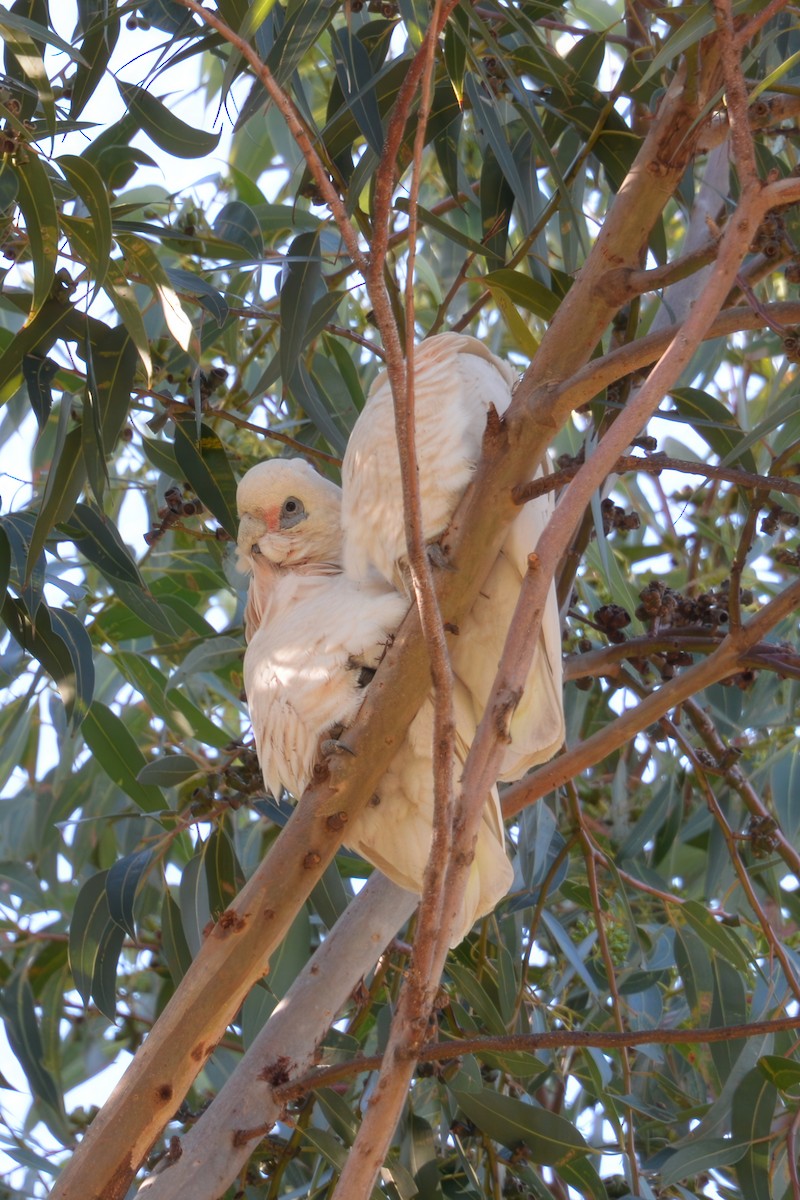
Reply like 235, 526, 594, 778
1, 0, 800, 1198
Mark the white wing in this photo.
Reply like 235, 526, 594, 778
243, 558, 511, 946
244, 568, 408, 799
341, 332, 564, 780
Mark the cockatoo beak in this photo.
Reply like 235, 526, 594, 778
236, 512, 269, 569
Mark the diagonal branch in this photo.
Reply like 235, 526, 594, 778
137, 876, 418, 1200
502, 575, 800, 819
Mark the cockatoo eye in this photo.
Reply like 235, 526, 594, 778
280, 496, 307, 529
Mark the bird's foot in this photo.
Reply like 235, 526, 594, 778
427, 541, 454, 572
320, 738, 356, 758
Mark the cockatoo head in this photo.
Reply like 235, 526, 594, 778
236, 458, 343, 572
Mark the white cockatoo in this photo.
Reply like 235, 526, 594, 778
341, 332, 565, 782
237, 458, 513, 945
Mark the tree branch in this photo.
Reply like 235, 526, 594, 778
513, 452, 800, 503
136, 876, 418, 1200
502, 575, 800, 819
274, 1015, 800, 1102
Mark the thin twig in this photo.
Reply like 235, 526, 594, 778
735, 0, 791, 48
274, 1015, 800, 1102
713, 0, 758, 183
513, 453, 800, 503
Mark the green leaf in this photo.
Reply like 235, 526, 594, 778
732, 1067, 777, 1200
137, 756, 201, 787
22, 353, 58, 430
661, 1138, 746, 1189
452, 1086, 589, 1165
63, 503, 143, 588
639, 0, 756, 85
758, 1054, 800, 1096
113, 651, 232, 747
670, 388, 757, 473
267, 0, 336, 88
117, 232, 198, 356
1, 596, 94, 730
330, 28, 385, 157
213, 199, 264, 261
172, 420, 239, 539
681, 900, 752, 975
0, 9, 87, 62
446, 962, 506, 1034
161, 887, 193, 985
165, 267, 229, 327
279, 231, 323, 384
709, 957, 746, 1079
287, 358, 348, 456
57, 154, 113, 296
81, 702, 165, 813
309, 862, 352, 930
106, 848, 155, 939
68, 869, 125, 1021
444, 6, 468, 102
71, 9, 120, 121
0, 298, 73, 401
484, 268, 560, 320
118, 82, 222, 159
0, 968, 61, 1111
81, 332, 109, 505
0, 20, 55, 137
203, 827, 246, 919
103, 259, 153, 381
11, 154, 59, 321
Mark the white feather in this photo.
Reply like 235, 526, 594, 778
238, 456, 515, 945
341, 332, 565, 781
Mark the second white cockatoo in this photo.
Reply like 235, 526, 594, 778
341, 332, 565, 782
236, 457, 513, 945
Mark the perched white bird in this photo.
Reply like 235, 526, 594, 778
237, 458, 513, 945
341, 332, 565, 782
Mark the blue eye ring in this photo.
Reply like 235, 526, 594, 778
280, 496, 307, 529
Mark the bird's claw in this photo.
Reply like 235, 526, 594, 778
427, 542, 454, 572
320, 738, 356, 758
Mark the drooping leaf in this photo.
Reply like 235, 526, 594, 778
81, 703, 165, 813
758, 1054, 800, 1096
103, 259, 153, 380
0, 967, 61, 1111
137, 755, 201, 787
70, 7, 120, 121
117, 232, 198, 356
118, 82, 222, 158
1, 595, 94, 730
21, 353, 58, 430
452, 1085, 590, 1165
106, 848, 155, 939
681, 900, 752, 975
172, 419, 239, 538
213, 199, 264, 261
670, 388, 757, 473
58, 154, 113, 295
10, 153, 58, 321
68, 869, 126, 1021
0, 19, 55, 137
203, 827, 246, 920
161, 887, 193, 985
732, 1068, 777, 1200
